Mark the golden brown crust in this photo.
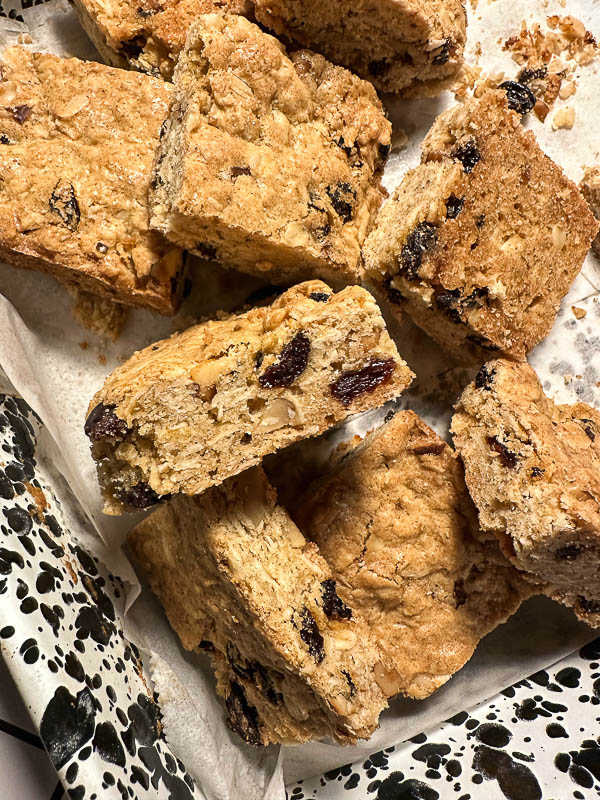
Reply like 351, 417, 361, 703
452, 359, 600, 627
252, 0, 466, 95
0, 47, 184, 314
86, 280, 413, 513
580, 165, 600, 258
73, 0, 253, 78
149, 13, 391, 287
128, 468, 388, 745
294, 410, 531, 699
364, 90, 598, 363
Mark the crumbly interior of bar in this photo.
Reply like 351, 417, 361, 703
0, 47, 182, 312
128, 469, 387, 745
253, 0, 465, 94
452, 359, 600, 624
90, 281, 412, 511
150, 13, 389, 285
296, 410, 529, 700
364, 90, 597, 362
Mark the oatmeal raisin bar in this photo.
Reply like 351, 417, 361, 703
294, 411, 530, 700
74, 0, 251, 80
149, 13, 391, 287
0, 47, 183, 314
363, 90, 598, 363
580, 165, 600, 258
86, 280, 413, 513
129, 468, 388, 745
252, 0, 466, 96
452, 359, 600, 627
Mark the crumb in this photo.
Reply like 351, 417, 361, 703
503, 16, 597, 122
17, 33, 32, 44
564, 374, 572, 384
572, 305, 587, 319
79, 341, 89, 350
24, 482, 48, 520
552, 105, 575, 130
453, 65, 505, 101
576, 374, 582, 380
98, 354, 107, 365
68, 288, 129, 341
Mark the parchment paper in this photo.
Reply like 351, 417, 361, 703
0, 0, 599, 796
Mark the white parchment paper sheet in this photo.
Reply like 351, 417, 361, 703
0, 0, 599, 796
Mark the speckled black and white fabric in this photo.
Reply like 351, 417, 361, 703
287, 644, 600, 800
0, 394, 199, 799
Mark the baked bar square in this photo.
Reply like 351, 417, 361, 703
74, 0, 251, 80
150, 12, 391, 287
295, 410, 530, 699
253, 0, 466, 96
129, 468, 388, 745
452, 359, 600, 627
86, 280, 413, 513
364, 90, 598, 363
0, 47, 184, 314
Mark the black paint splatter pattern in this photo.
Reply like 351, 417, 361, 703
0, 395, 199, 799
287, 645, 600, 800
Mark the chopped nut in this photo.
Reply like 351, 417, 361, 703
559, 81, 575, 99
258, 396, 303, 432
552, 106, 575, 130
190, 356, 233, 388
552, 224, 566, 249
572, 306, 586, 320
331, 628, 356, 650
53, 94, 89, 119
534, 100, 550, 121
373, 662, 403, 697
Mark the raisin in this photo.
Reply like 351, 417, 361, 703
225, 682, 262, 746
0, 134, 10, 144
195, 242, 217, 260
384, 408, 396, 423
309, 292, 330, 302
388, 286, 406, 305
435, 289, 463, 324
254, 351, 264, 370
410, 441, 446, 456
118, 482, 163, 510
258, 332, 310, 388
240, 432, 252, 444
307, 190, 326, 214
136, 5, 159, 17
330, 358, 396, 406
464, 287, 489, 307
379, 142, 391, 161
183, 277, 192, 298
8, 104, 32, 124
121, 35, 146, 59
555, 544, 583, 562
399, 221, 438, 280
321, 580, 352, 621
518, 66, 548, 84
197, 640, 215, 652
445, 195, 464, 219
531, 466, 544, 478
577, 418, 596, 441
253, 662, 283, 705
342, 670, 356, 698
298, 607, 325, 664
487, 436, 518, 468
578, 596, 600, 614
49, 180, 80, 232
158, 120, 168, 139
452, 140, 481, 173
454, 579, 467, 608
227, 642, 255, 682
476, 214, 486, 229
499, 80, 536, 115
475, 364, 496, 390
84, 403, 130, 442
230, 166, 251, 179
326, 182, 357, 223
150, 173, 164, 190
335, 136, 354, 157
95, 242, 108, 254
368, 59, 388, 77
432, 39, 450, 66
